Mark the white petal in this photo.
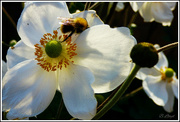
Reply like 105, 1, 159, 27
24, 2, 32, 7
71, 10, 104, 27
154, 44, 168, 69
139, 2, 154, 22
163, 83, 175, 113
74, 24, 137, 93
6, 40, 35, 69
2, 60, 56, 119
2, 60, 10, 112
2, 60, 7, 78
143, 75, 168, 106
162, 22, 171, 26
155, 51, 168, 69
164, 2, 177, 10
136, 67, 161, 80
130, 2, 144, 12
151, 2, 174, 25
171, 76, 178, 99
17, 2, 70, 47
58, 63, 96, 120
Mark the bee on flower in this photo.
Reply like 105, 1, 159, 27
58, 17, 89, 34
57, 17, 89, 42
2, 2, 136, 120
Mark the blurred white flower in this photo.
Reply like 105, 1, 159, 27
130, 2, 177, 26
136, 44, 178, 112
115, 2, 125, 12
3, 2, 136, 120
108, 2, 125, 13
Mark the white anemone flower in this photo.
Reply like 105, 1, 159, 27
2, 2, 137, 120
136, 44, 178, 113
130, 2, 177, 26
115, 2, 125, 12
109, 2, 125, 12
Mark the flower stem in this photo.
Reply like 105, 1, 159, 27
89, 2, 100, 10
157, 42, 178, 53
127, 12, 138, 28
97, 85, 143, 111
84, 2, 91, 10
105, 2, 117, 24
2, 41, 10, 47
124, 5, 130, 27
97, 85, 121, 111
92, 64, 141, 120
56, 97, 64, 119
119, 86, 143, 101
2, 6, 16, 29
70, 117, 77, 120
3, 112, 7, 120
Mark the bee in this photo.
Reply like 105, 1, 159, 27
58, 17, 89, 42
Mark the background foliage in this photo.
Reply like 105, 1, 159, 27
2, 2, 178, 120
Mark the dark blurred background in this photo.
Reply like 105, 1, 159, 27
2, 2, 178, 120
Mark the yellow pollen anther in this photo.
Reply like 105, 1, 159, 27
34, 30, 77, 72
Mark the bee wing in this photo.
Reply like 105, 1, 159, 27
57, 17, 74, 25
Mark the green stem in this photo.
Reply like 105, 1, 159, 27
70, 117, 77, 120
119, 86, 143, 101
2, 41, 10, 47
157, 42, 178, 53
84, 2, 91, 10
124, 5, 130, 27
97, 85, 142, 111
92, 64, 141, 120
105, 2, 117, 24
89, 2, 100, 10
127, 12, 138, 28
3, 112, 7, 120
2, 6, 16, 29
56, 97, 64, 119
97, 85, 121, 111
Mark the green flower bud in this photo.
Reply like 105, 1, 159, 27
95, 94, 105, 105
165, 68, 174, 78
45, 40, 62, 58
130, 42, 159, 68
9, 40, 17, 47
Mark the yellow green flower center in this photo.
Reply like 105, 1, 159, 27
45, 40, 62, 58
160, 67, 174, 83
34, 30, 77, 72
165, 68, 174, 78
